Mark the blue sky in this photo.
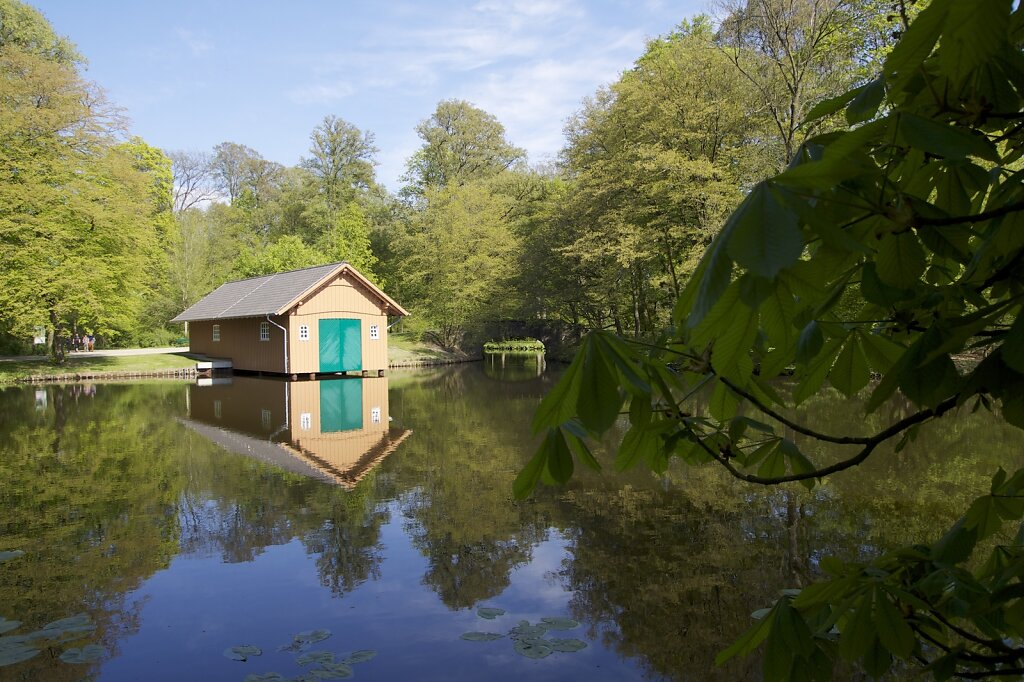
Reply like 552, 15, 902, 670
31, 1, 708, 191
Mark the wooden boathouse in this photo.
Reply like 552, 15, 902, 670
171, 262, 409, 377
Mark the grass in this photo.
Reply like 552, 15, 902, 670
0, 353, 198, 384
387, 333, 468, 362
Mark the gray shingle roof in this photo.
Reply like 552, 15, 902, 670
171, 263, 343, 323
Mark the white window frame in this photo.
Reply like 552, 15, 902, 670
300, 412, 312, 430
259, 321, 270, 342
299, 324, 310, 341
369, 324, 380, 340
371, 407, 381, 424
212, 324, 220, 342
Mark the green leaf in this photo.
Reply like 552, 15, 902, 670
875, 232, 926, 290
683, 235, 734, 327
0, 639, 38, 667
314, 662, 354, 679
548, 638, 587, 652
342, 649, 377, 664
899, 113, 999, 162
860, 262, 913, 308
846, 77, 885, 124
716, 601, 778, 665
531, 348, 584, 433
544, 428, 574, 484
758, 448, 787, 479
460, 632, 504, 642
711, 304, 758, 383
615, 423, 660, 471
838, 595, 875, 661
297, 651, 335, 666
795, 321, 823, 366
830, 335, 870, 398
577, 337, 623, 432
805, 87, 861, 123
873, 588, 916, 659
540, 616, 580, 630
513, 639, 553, 659
883, 0, 949, 83
476, 607, 506, 620
245, 674, 286, 682
709, 381, 739, 422
563, 425, 601, 471
513, 436, 550, 499
725, 184, 804, 279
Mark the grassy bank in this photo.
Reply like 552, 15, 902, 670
0, 353, 198, 384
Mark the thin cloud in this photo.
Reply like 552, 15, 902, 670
175, 28, 213, 56
287, 82, 356, 105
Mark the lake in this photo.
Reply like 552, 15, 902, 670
1, 361, 1022, 681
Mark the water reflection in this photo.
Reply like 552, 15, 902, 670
483, 350, 545, 381
0, 368, 1023, 681
183, 376, 411, 488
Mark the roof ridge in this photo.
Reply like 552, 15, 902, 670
225, 261, 346, 285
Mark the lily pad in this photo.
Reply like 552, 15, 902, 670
224, 645, 261, 661
59, 644, 106, 664
0, 638, 39, 667
281, 629, 332, 652
32, 613, 95, 641
0, 618, 20, 635
313, 662, 354, 679
509, 622, 548, 640
342, 649, 377, 664
513, 638, 553, 659
540, 616, 579, 631
244, 674, 286, 682
460, 631, 503, 642
476, 607, 505, 620
297, 650, 335, 666
0, 551, 24, 563
548, 638, 587, 653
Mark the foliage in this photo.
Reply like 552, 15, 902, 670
519, 0, 1024, 678
395, 178, 523, 348
0, 31, 170, 360
483, 338, 545, 352
402, 99, 525, 199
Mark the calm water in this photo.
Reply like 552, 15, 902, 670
1, 362, 1023, 681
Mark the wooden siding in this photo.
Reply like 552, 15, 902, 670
288, 272, 389, 373
187, 376, 288, 435
189, 318, 287, 373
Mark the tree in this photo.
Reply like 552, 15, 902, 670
0, 38, 167, 360
396, 179, 521, 348
210, 141, 278, 203
0, 0, 79, 65
168, 149, 216, 213
402, 99, 525, 199
519, 0, 1024, 678
301, 115, 378, 210
715, 0, 886, 164
232, 234, 322, 278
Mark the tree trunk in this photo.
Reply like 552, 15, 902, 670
49, 310, 66, 364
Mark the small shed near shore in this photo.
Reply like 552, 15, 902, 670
171, 262, 408, 376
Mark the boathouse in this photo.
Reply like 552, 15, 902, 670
171, 262, 408, 376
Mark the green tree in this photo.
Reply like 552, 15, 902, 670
233, 234, 322, 278
301, 115, 378, 210
402, 99, 525, 199
716, 0, 888, 164
519, 0, 1024, 678
0, 38, 167, 359
396, 179, 521, 348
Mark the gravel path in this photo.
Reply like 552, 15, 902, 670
0, 347, 190, 362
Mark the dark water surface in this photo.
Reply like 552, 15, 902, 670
1, 362, 1023, 681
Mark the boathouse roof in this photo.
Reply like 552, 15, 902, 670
171, 262, 408, 323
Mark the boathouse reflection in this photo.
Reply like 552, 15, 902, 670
183, 376, 410, 487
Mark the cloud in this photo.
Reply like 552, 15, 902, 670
175, 28, 213, 56
286, 82, 356, 105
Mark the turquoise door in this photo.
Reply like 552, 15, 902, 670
318, 319, 362, 373
320, 379, 363, 432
